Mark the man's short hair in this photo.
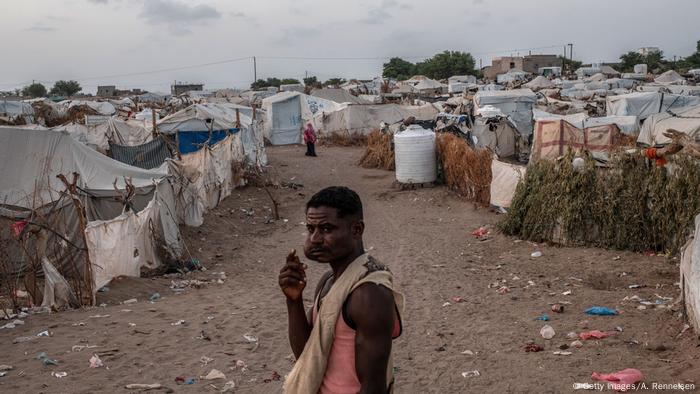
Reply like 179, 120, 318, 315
306, 186, 363, 220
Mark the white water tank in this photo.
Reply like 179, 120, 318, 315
394, 125, 437, 184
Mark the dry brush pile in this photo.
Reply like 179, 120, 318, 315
358, 129, 395, 170
500, 152, 700, 255
436, 133, 493, 205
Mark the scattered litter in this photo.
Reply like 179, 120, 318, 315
442, 302, 451, 307
451, 296, 465, 303
200, 356, 214, 365
196, 331, 211, 341
524, 344, 544, 352
471, 227, 490, 238
553, 351, 572, 356
461, 370, 480, 378
36, 330, 51, 337
591, 368, 643, 391
171, 320, 186, 326
0, 365, 13, 372
175, 376, 195, 385
535, 314, 550, 321
497, 286, 510, 294
531, 251, 543, 258
122, 298, 138, 305
221, 380, 236, 392
125, 384, 164, 390
551, 304, 565, 313
37, 352, 58, 366
149, 293, 161, 302
461, 350, 474, 356
89, 314, 110, 319
585, 306, 618, 316
628, 284, 644, 289
615, 326, 624, 332
89, 354, 104, 368
540, 325, 555, 339
71, 345, 98, 352
562, 290, 572, 296
1, 319, 26, 329
52, 371, 67, 378
243, 333, 259, 343
203, 369, 226, 380
566, 332, 579, 340
579, 330, 610, 340
571, 340, 584, 348
0, 372, 6, 378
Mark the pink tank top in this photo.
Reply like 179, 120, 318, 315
311, 288, 401, 394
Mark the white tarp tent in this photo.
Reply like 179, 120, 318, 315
262, 92, 340, 145
681, 214, 700, 333
524, 76, 555, 90
311, 88, 372, 104
0, 128, 182, 301
606, 92, 700, 120
60, 100, 116, 116
490, 159, 526, 209
414, 79, 447, 94
473, 89, 537, 135
0, 100, 34, 120
654, 70, 685, 85
310, 103, 439, 136
158, 103, 267, 167
637, 105, 700, 146
533, 109, 640, 135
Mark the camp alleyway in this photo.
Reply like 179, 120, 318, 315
0, 145, 698, 393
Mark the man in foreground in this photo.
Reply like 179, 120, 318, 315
279, 186, 403, 394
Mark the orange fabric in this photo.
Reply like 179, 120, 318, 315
643, 148, 667, 166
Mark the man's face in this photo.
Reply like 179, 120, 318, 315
304, 206, 361, 263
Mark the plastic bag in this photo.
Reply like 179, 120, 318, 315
41, 258, 79, 310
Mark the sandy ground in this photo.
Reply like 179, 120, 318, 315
1, 145, 699, 393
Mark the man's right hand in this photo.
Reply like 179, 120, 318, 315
279, 249, 307, 301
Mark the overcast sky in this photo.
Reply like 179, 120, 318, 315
2, 0, 700, 94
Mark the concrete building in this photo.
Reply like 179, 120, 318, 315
97, 85, 116, 97
484, 54, 561, 80
171, 82, 204, 96
638, 47, 661, 56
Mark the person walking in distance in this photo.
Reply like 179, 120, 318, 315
304, 122, 318, 157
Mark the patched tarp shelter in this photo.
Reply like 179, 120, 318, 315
606, 92, 700, 120
473, 89, 537, 136
681, 214, 700, 332
262, 92, 339, 145
490, 159, 526, 209
470, 116, 519, 158
310, 103, 439, 136
0, 128, 182, 305
530, 119, 625, 162
637, 105, 700, 146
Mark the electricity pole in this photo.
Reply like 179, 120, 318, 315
253, 56, 257, 82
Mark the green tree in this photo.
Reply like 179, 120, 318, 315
49, 80, 81, 96
619, 50, 667, 73
303, 76, 320, 87
280, 78, 301, 85
557, 55, 582, 73
323, 78, 346, 87
680, 40, 700, 70
21, 82, 47, 98
415, 51, 476, 80
382, 57, 417, 80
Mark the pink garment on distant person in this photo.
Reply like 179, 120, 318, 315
304, 124, 317, 144
311, 290, 401, 394
591, 368, 643, 392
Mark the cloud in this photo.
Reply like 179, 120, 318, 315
360, 0, 412, 25
139, 0, 222, 35
87, 0, 109, 3
272, 27, 322, 46
25, 25, 57, 32
473, 0, 484, 4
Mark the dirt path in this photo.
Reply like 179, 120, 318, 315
1, 145, 698, 393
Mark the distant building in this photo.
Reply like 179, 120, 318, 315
97, 85, 116, 97
638, 47, 661, 56
485, 54, 560, 80
171, 82, 204, 96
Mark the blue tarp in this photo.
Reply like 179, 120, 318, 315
178, 129, 238, 154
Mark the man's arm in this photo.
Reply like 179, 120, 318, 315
348, 283, 395, 394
